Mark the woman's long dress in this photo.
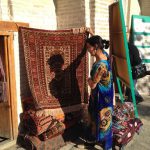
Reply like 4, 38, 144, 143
88, 59, 114, 150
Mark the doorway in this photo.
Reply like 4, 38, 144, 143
0, 32, 17, 143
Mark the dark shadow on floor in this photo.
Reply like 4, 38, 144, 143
0, 137, 8, 142
62, 122, 103, 150
137, 104, 150, 117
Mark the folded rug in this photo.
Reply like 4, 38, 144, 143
39, 121, 65, 141
21, 110, 65, 136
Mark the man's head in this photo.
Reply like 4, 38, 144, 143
47, 54, 64, 73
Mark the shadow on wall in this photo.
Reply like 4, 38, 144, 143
47, 50, 85, 106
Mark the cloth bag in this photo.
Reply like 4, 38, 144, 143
132, 63, 147, 79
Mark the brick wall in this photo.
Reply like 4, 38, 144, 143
55, 0, 86, 29
55, 0, 113, 38
139, 0, 150, 16
89, 0, 95, 32
95, 0, 114, 39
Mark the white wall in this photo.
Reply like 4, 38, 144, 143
95, 0, 114, 39
1, 0, 57, 29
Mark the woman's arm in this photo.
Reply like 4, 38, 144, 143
88, 78, 97, 89
70, 28, 94, 70
86, 27, 94, 36
89, 63, 107, 89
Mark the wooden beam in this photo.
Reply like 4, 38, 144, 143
7, 34, 18, 139
0, 21, 29, 32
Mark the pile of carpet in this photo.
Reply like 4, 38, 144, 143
17, 109, 65, 150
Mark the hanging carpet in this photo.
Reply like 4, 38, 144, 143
19, 27, 88, 109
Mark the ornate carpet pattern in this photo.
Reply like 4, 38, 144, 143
19, 27, 88, 109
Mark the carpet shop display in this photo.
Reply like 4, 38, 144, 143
17, 27, 88, 150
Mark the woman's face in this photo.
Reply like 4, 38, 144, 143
86, 43, 96, 56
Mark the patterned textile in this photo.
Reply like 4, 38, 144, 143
113, 118, 143, 147
17, 134, 65, 150
19, 27, 88, 109
39, 121, 65, 141
129, 118, 143, 134
112, 102, 143, 147
21, 97, 84, 121
21, 97, 36, 111
21, 110, 65, 136
112, 119, 135, 147
113, 102, 135, 122
88, 59, 114, 150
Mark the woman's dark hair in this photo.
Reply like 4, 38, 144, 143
86, 35, 109, 50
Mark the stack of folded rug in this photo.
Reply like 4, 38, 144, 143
17, 109, 66, 150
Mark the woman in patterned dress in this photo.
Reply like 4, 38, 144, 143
86, 35, 114, 150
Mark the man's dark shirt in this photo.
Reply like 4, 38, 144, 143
128, 43, 142, 66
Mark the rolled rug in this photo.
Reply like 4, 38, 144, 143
21, 110, 65, 136
38, 121, 65, 141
